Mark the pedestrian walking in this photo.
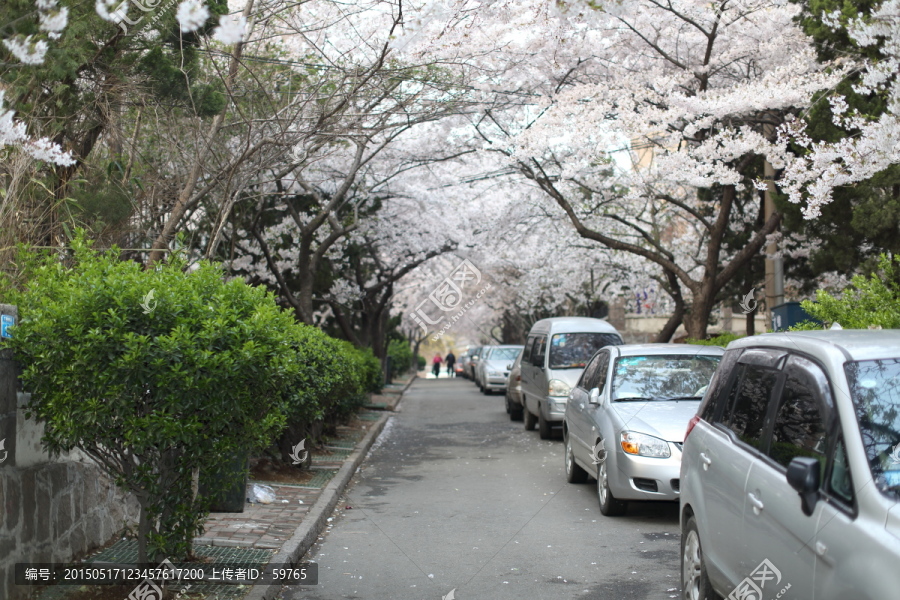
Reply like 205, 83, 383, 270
445, 351, 456, 376
432, 353, 442, 378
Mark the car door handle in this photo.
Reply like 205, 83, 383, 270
699, 452, 712, 471
748, 492, 764, 515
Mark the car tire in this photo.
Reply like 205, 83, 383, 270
565, 435, 588, 483
538, 408, 552, 440
508, 398, 523, 421
505, 394, 512, 414
682, 515, 722, 600
524, 407, 536, 431
596, 460, 627, 516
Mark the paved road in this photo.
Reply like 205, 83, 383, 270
283, 377, 682, 600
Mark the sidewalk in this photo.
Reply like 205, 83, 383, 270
36, 375, 415, 600
225, 373, 415, 600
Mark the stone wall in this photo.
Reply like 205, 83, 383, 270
0, 461, 141, 600
0, 304, 140, 600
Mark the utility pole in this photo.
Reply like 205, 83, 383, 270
763, 157, 784, 331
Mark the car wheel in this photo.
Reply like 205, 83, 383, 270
682, 515, 721, 600
524, 407, 536, 431
596, 460, 627, 516
509, 398, 523, 421
505, 394, 512, 414
565, 435, 588, 483
538, 407, 552, 440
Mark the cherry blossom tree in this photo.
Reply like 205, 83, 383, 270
395, 0, 843, 339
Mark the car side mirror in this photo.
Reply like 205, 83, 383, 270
786, 457, 820, 516
588, 387, 601, 405
507, 363, 513, 370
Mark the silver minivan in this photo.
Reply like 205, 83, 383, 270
680, 330, 900, 600
521, 317, 623, 439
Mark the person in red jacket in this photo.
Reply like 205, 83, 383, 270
432, 353, 442, 378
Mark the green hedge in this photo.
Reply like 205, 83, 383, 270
0, 235, 382, 561
387, 338, 413, 377
685, 332, 743, 347
791, 254, 900, 330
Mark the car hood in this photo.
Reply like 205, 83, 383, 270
484, 359, 514, 369
610, 401, 701, 442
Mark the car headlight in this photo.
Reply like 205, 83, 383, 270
487, 369, 502, 376
620, 431, 671, 458
548, 379, 571, 397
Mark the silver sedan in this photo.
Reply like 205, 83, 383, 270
563, 344, 723, 516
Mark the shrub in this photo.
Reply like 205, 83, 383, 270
685, 332, 743, 347
386, 338, 413, 377
275, 335, 382, 460
2, 237, 301, 563
792, 254, 900, 330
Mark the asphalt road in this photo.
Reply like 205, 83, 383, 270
282, 377, 683, 600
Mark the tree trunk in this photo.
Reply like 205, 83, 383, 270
655, 304, 685, 343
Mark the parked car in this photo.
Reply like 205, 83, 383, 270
680, 330, 900, 600
521, 317, 623, 439
563, 344, 724, 516
476, 345, 524, 394
464, 346, 483, 380
473, 345, 494, 388
505, 350, 525, 421
454, 354, 467, 377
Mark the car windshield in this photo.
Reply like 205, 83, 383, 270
611, 355, 722, 401
549, 333, 622, 368
845, 358, 900, 498
488, 347, 522, 361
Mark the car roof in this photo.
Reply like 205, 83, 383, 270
529, 316, 620, 335
729, 330, 900, 362
611, 343, 726, 357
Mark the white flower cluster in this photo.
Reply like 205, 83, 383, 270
176, 0, 209, 33
213, 13, 248, 45
0, 91, 76, 166
95, 0, 128, 24
778, 0, 900, 218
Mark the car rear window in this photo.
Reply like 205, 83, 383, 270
845, 358, 900, 499
548, 332, 622, 369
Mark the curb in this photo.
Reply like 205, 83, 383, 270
242, 409, 394, 600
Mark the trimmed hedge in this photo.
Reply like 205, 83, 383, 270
1, 236, 382, 561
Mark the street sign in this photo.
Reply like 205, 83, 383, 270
1, 314, 14, 338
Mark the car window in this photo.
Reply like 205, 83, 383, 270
548, 332, 622, 369
827, 433, 854, 503
523, 337, 536, 363
490, 347, 523, 361
699, 348, 742, 422
580, 351, 609, 390
610, 354, 721, 401
531, 336, 546, 366
845, 357, 900, 499
767, 356, 830, 470
721, 364, 779, 451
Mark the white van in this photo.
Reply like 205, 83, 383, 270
521, 317, 623, 439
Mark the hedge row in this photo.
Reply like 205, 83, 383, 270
0, 236, 381, 562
